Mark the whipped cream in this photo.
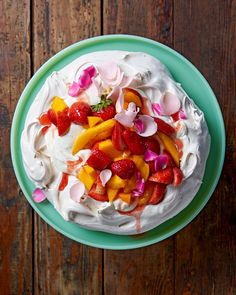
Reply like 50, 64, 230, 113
21, 51, 210, 235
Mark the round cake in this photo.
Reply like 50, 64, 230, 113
21, 51, 210, 235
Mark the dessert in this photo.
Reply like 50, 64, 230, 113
21, 51, 210, 235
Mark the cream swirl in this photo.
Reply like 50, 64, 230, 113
21, 51, 210, 235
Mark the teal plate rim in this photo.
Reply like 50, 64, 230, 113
11, 34, 225, 250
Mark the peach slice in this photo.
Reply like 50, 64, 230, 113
123, 88, 142, 108
156, 131, 180, 167
72, 119, 116, 155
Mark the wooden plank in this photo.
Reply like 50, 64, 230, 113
0, 1, 32, 294
103, 1, 174, 294
32, 1, 102, 294
174, 1, 236, 294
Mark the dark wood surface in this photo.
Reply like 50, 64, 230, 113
0, 0, 235, 294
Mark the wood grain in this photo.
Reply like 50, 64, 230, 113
32, 1, 102, 294
174, 1, 236, 294
0, 0, 32, 294
103, 1, 174, 294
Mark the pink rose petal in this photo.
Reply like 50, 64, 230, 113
132, 178, 145, 197
152, 103, 162, 115
160, 92, 181, 115
70, 182, 85, 203
100, 169, 112, 187
179, 109, 187, 119
154, 154, 169, 171
32, 188, 46, 203
68, 81, 81, 97
78, 71, 92, 89
135, 115, 157, 137
144, 149, 158, 162
134, 118, 144, 133
85, 65, 96, 78
114, 102, 138, 127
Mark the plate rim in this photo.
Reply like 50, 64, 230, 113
11, 34, 226, 250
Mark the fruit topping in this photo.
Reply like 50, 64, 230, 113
148, 183, 167, 205
47, 109, 58, 126
111, 159, 136, 180
86, 149, 112, 170
51, 96, 68, 113
173, 167, 183, 186
78, 165, 97, 190
107, 188, 119, 202
119, 192, 132, 204
69, 101, 91, 125
154, 117, 175, 136
107, 175, 127, 189
149, 167, 174, 184
57, 109, 71, 136
88, 179, 108, 202
123, 88, 143, 108
123, 129, 145, 155
87, 116, 103, 128
143, 138, 160, 155
98, 139, 122, 159
112, 122, 126, 151
92, 96, 116, 120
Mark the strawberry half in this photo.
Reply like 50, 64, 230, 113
149, 167, 174, 184
173, 167, 183, 186
148, 183, 167, 205
57, 109, 71, 136
47, 109, 58, 126
91, 97, 116, 120
154, 118, 175, 136
143, 138, 160, 154
88, 182, 108, 202
112, 122, 126, 151
123, 129, 145, 155
69, 102, 91, 125
86, 149, 112, 170
111, 159, 136, 179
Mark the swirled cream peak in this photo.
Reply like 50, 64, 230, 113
21, 51, 210, 235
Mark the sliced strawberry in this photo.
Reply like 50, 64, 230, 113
88, 184, 108, 202
148, 161, 156, 174
47, 109, 58, 126
41, 126, 50, 135
86, 149, 112, 170
57, 109, 71, 136
69, 102, 91, 125
112, 122, 126, 151
111, 159, 136, 179
149, 167, 174, 184
163, 151, 175, 167
123, 129, 145, 155
154, 118, 175, 136
59, 173, 69, 191
143, 138, 160, 154
173, 167, 183, 186
148, 183, 166, 205
171, 111, 180, 122
93, 104, 116, 121
39, 113, 51, 125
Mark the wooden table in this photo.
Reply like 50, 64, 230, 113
0, 1, 235, 294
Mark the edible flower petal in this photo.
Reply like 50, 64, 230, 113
144, 149, 158, 161
114, 102, 138, 127
100, 169, 112, 187
135, 115, 157, 137
32, 188, 46, 203
134, 118, 144, 133
179, 109, 187, 119
85, 65, 96, 78
152, 103, 162, 115
78, 71, 92, 89
160, 92, 181, 115
154, 154, 169, 171
68, 81, 81, 97
132, 178, 145, 197
70, 182, 86, 203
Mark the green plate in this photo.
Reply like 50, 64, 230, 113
11, 35, 225, 250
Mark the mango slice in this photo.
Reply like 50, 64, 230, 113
72, 119, 116, 155
98, 139, 122, 159
107, 175, 127, 189
88, 116, 103, 128
156, 131, 180, 166
51, 96, 67, 113
107, 188, 119, 202
119, 193, 132, 204
123, 175, 136, 193
131, 155, 150, 180
78, 166, 97, 190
